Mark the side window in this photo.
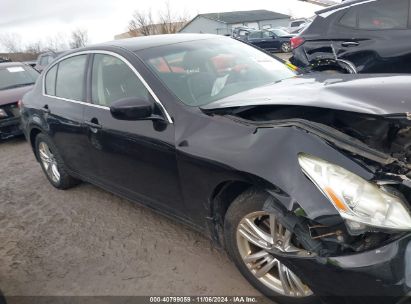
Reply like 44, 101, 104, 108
91, 54, 150, 107
47, 56, 55, 65
39, 56, 47, 65
248, 31, 262, 39
291, 21, 304, 27
262, 31, 272, 38
45, 64, 58, 95
339, 8, 357, 28
357, 0, 409, 30
56, 55, 87, 101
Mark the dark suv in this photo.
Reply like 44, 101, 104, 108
290, 0, 411, 73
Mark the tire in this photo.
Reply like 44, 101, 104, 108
35, 133, 81, 190
224, 188, 319, 304
281, 42, 292, 53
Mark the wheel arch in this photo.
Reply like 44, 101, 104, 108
309, 58, 357, 74
28, 122, 47, 161
208, 176, 286, 247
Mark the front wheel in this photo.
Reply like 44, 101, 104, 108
224, 189, 317, 304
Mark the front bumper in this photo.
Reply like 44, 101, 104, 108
0, 117, 22, 140
282, 234, 411, 303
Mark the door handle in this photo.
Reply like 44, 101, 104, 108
341, 41, 359, 47
85, 119, 102, 131
42, 105, 50, 114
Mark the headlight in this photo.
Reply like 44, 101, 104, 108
0, 108, 7, 118
298, 153, 411, 231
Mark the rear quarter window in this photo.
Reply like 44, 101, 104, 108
45, 64, 57, 95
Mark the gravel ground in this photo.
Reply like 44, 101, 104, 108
0, 137, 261, 298
275, 53, 292, 62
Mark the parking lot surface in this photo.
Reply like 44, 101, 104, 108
0, 138, 260, 297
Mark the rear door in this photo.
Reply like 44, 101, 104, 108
82, 52, 185, 216
42, 54, 89, 175
331, 0, 411, 72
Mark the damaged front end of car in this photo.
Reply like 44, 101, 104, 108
208, 104, 411, 301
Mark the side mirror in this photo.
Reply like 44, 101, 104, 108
110, 97, 154, 121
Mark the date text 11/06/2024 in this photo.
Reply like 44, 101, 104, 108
149, 297, 258, 303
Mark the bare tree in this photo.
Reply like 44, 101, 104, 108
158, 1, 189, 34
128, 9, 156, 36
44, 33, 69, 52
25, 40, 43, 54
127, 1, 189, 37
69, 29, 89, 49
0, 33, 23, 53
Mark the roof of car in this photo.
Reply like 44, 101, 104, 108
316, 0, 375, 14
93, 34, 224, 52
0, 62, 25, 69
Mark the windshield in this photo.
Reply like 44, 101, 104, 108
270, 29, 290, 36
0, 65, 39, 91
138, 37, 296, 106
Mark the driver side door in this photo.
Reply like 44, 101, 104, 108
82, 52, 185, 217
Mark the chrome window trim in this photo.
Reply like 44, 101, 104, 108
42, 50, 173, 123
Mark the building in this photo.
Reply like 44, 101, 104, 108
179, 10, 291, 35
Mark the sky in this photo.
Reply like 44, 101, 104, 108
0, 0, 330, 52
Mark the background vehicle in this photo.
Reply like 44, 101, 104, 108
287, 18, 309, 33
23, 61, 37, 68
0, 58, 11, 63
0, 62, 38, 140
21, 34, 411, 303
234, 28, 294, 52
290, 0, 411, 73
34, 51, 63, 72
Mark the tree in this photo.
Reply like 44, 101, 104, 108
128, 1, 189, 37
44, 33, 69, 52
158, 1, 189, 34
128, 9, 156, 36
0, 33, 22, 53
69, 29, 89, 49
25, 41, 43, 54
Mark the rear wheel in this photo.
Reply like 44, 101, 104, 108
35, 133, 80, 189
224, 189, 317, 304
281, 42, 292, 53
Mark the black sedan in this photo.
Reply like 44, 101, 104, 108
21, 34, 411, 303
235, 28, 294, 53
0, 62, 38, 140
291, 0, 411, 73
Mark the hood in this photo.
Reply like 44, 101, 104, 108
202, 74, 411, 117
0, 85, 33, 106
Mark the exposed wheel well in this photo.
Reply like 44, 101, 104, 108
310, 59, 356, 74
209, 181, 254, 246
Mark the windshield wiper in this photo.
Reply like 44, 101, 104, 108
0, 82, 35, 90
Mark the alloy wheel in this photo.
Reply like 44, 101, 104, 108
282, 43, 291, 53
38, 142, 61, 183
236, 211, 313, 297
